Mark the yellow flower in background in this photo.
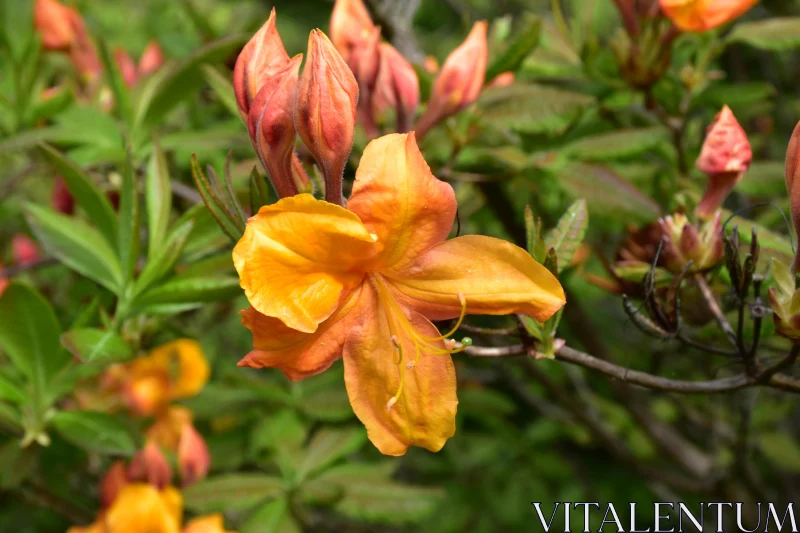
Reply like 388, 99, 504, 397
659, 0, 758, 32
233, 133, 565, 455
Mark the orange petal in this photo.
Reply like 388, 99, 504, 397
388, 235, 566, 323
659, 0, 757, 32
182, 513, 236, 533
233, 194, 376, 333
149, 339, 210, 400
103, 484, 182, 533
239, 282, 368, 380
342, 282, 457, 456
347, 133, 457, 274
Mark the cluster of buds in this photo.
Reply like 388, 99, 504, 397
658, 211, 724, 274
695, 105, 752, 219
658, 0, 758, 33
34, 0, 101, 82
114, 41, 165, 88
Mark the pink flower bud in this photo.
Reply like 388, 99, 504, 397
11, 234, 40, 266
138, 41, 165, 77
329, 0, 376, 63
128, 441, 172, 489
414, 21, 488, 139
248, 55, 305, 198
695, 105, 751, 219
52, 176, 75, 214
99, 460, 129, 508
785, 121, 800, 271
232, 8, 290, 122
178, 423, 210, 487
372, 42, 419, 133
114, 48, 138, 88
295, 29, 358, 205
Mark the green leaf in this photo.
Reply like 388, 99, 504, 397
0, 374, 26, 404
297, 428, 367, 481
25, 204, 123, 292
118, 152, 140, 287
0, 283, 68, 406
250, 410, 307, 456
296, 387, 354, 422
60, 328, 134, 365
134, 275, 240, 308
545, 199, 588, 272
727, 18, 800, 51
182, 474, 285, 513
50, 410, 136, 455
759, 431, 800, 472
249, 166, 270, 214
191, 154, 244, 242
97, 39, 134, 129
561, 127, 669, 161
133, 218, 195, 298
486, 14, 541, 81
146, 143, 172, 258
479, 84, 594, 134
38, 143, 119, 247
241, 498, 301, 533
201, 64, 239, 117
737, 161, 787, 197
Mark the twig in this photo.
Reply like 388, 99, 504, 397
171, 179, 202, 204
695, 275, 738, 349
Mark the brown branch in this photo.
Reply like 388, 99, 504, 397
695, 275, 738, 349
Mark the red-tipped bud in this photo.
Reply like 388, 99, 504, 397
52, 176, 75, 214
329, 0, 376, 62
114, 48, 138, 88
349, 25, 381, 93
295, 29, 358, 205
232, 8, 290, 122
99, 460, 129, 508
659, 0, 757, 32
67, 14, 101, 81
248, 55, 305, 198
178, 423, 210, 487
128, 441, 172, 490
414, 21, 488, 138
138, 41, 165, 77
488, 71, 515, 88
695, 105, 751, 219
372, 42, 419, 133
11, 234, 40, 266
786, 121, 800, 271
34, 0, 75, 51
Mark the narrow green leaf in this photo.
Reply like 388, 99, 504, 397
51, 410, 136, 455
134, 276, 241, 308
118, 152, 140, 287
524, 205, 536, 256
146, 143, 172, 258
297, 428, 367, 481
0, 283, 69, 406
26, 204, 123, 292
38, 143, 119, 246
479, 84, 594, 134
133, 218, 195, 297
191, 154, 243, 242
560, 127, 669, 161
486, 13, 541, 81
201, 64, 239, 117
241, 498, 301, 533
726, 18, 800, 51
222, 152, 247, 232
60, 328, 134, 365
182, 474, 285, 513
0, 374, 26, 404
97, 39, 134, 129
249, 166, 270, 214
545, 199, 588, 272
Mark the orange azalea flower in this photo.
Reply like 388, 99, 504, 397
659, 0, 758, 32
233, 133, 565, 455
183, 514, 236, 533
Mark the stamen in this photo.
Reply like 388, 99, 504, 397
420, 292, 467, 341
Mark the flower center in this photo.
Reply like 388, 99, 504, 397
369, 274, 471, 411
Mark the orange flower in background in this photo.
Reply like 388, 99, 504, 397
695, 105, 751, 218
34, 0, 76, 50
329, 0, 377, 63
415, 21, 488, 138
233, 133, 565, 455
659, 0, 758, 32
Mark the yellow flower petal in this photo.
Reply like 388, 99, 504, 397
239, 282, 369, 380
342, 282, 457, 456
388, 235, 565, 323
347, 133, 457, 274
149, 339, 210, 400
182, 513, 237, 533
233, 194, 377, 333
103, 484, 182, 533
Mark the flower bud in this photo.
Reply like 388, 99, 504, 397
34, 0, 75, 51
488, 71, 515, 89
114, 48, 138, 88
100, 460, 129, 508
658, 211, 724, 273
295, 29, 358, 205
695, 105, 751, 219
248, 55, 304, 198
52, 176, 75, 214
67, 14, 101, 82
138, 41, 165, 77
11, 234, 41, 266
232, 8, 290, 122
372, 42, 419, 133
414, 21, 488, 139
768, 258, 800, 340
786, 121, 800, 271
178, 423, 210, 487
128, 441, 172, 489
659, 0, 757, 32
329, 0, 376, 63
